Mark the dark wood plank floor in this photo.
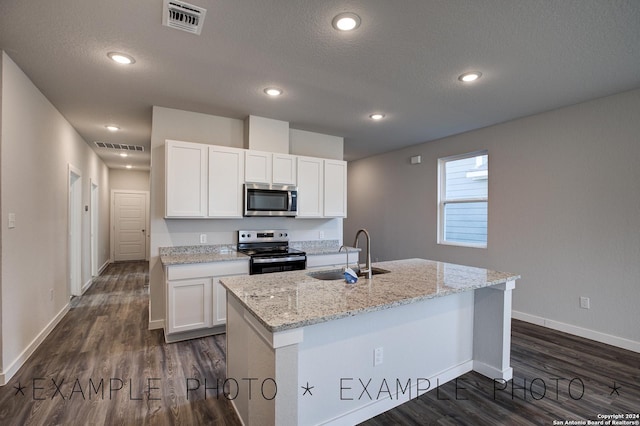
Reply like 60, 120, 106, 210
0, 262, 241, 425
1, 262, 638, 425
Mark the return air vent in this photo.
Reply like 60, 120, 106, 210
94, 141, 145, 152
162, 0, 207, 35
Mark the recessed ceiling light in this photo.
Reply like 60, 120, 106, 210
125, 165, 133, 169
105, 125, 120, 132
107, 52, 135, 65
458, 72, 482, 83
264, 87, 283, 97
119, 152, 128, 158
332, 12, 361, 31
369, 113, 385, 120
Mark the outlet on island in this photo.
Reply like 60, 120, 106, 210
319, 231, 325, 239
200, 234, 207, 244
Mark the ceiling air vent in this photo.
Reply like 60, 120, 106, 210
162, 0, 207, 35
94, 142, 145, 152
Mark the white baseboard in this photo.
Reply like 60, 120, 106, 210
512, 311, 640, 353
98, 259, 111, 275
148, 319, 165, 330
319, 361, 473, 426
81, 278, 93, 294
0, 303, 70, 386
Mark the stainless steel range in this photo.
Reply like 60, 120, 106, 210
237, 230, 307, 275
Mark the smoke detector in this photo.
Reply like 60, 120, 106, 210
162, 0, 207, 35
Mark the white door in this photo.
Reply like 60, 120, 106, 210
114, 192, 147, 261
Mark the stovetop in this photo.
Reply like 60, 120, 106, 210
237, 229, 306, 258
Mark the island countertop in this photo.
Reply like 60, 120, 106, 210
220, 258, 520, 333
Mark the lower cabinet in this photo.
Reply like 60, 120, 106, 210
165, 260, 249, 342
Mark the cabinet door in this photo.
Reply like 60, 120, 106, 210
297, 156, 324, 217
209, 146, 245, 218
167, 278, 212, 334
245, 150, 272, 183
165, 140, 207, 217
324, 160, 347, 217
212, 281, 227, 326
272, 153, 297, 185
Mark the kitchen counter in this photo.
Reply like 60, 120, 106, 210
220, 258, 519, 332
223, 257, 520, 425
159, 245, 248, 266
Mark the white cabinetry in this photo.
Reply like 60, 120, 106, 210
324, 160, 347, 217
164, 260, 249, 342
165, 140, 207, 217
272, 153, 297, 185
244, 150, 272, 183
209, 146, 245, 217
167, 277, 212, 333
296, 156, 324, 218
297, 157, 347, 218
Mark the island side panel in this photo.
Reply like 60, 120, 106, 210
472, 281, 516, 381
227, 295, 301, 426
297, 291, 476, 425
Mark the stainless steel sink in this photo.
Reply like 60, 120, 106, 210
307, 267, 391, 281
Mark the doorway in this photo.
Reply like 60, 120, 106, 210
91, 180, 99, 276
111, 190, 149, 261
68, 165, 82, 297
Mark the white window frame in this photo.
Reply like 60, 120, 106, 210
437, 150, 488, 248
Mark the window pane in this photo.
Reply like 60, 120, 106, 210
444, 202, 487, 244
444, 154, 488, 200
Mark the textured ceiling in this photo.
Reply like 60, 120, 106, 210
1, 0, 639, 169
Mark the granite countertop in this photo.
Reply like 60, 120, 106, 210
160, 245, 248, 266
220, 258, 520, 333
160, 240, 360, 265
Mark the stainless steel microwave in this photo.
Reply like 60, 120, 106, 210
244, 184, 298, 217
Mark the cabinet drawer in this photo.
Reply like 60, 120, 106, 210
166, 260, 249, 281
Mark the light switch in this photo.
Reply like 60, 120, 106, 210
8, 213, 16, 229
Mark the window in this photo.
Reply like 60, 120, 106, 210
438, 151, 488, 248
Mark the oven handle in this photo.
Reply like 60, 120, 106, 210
252, 256, 307, 264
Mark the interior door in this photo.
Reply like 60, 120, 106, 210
114, 192, 147, 261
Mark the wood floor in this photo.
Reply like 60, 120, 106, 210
0, 261, 638, 425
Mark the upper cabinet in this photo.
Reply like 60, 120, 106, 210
324, 159, 347, 217
296, 156, 324, 218
244, 150, 272, 184
166, 139, 346, 219
272, 153, 297, 185
165, 140, 207, 217
166, 140, 245, 218
209, 146, 245, 218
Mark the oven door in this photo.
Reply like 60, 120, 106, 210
250, 255, 306, 275
244, 184, 297, 217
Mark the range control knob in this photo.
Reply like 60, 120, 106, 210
284, 233, 288, 237
247, 233, 251, 238
241, 234, 246, 238
279, 233, 284, 237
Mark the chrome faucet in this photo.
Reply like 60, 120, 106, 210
339, 245, 350, 271
353, 229, 372, 279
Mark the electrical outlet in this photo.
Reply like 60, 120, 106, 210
579, 296, 590, 309
200, 234, 207, 244
374, 347, 383, 366
319, 231, 325, 239
8, 213, 16, 229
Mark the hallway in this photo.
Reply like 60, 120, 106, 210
0, 262, 240, 425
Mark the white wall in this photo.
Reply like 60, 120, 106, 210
148, 107, 344, 327
109, 169, 150, 191
345, 89, 640, 349
0, 52, 111, 383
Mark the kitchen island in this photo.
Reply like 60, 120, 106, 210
220, 258, 520, 426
